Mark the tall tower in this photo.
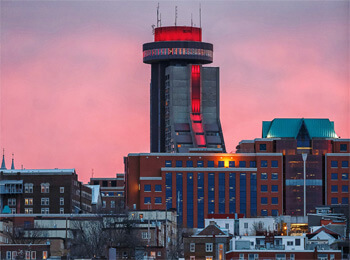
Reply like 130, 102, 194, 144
143, 26, 225, 153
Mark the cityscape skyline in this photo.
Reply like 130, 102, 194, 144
1, 1, 349, 182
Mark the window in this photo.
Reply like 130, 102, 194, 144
197, 160, 204, 167
271, 160, 278, 167
295, 239, 300, 246
102, 181, 108, 187
207, 161, 214, 167
331, 161, 338, 168
342, 161, 349, 168
190, 243, 195, 252
261, 173, 268, 180
271, 197, 278, 204
155, 197, 162, 204
331, 185, 338, 192
41, 208, 49, 214
12, 251, 17, 259
144, 184, 151, 192
43, 251, 48, 260
165, 160, 172, 167
331, 173, 338, 180
176, 160, 182, 167
261, 197, 268, 204
260, 144, 266, 151
8, 198, 16, 206
155, 185, 162, 192
25, 208, 33, 214
329, 254, 335, 260
102, 201, 106, 208
261, 160, 268, 167
271, 173, 278, 180
141, 232, 150, 239
342, 173, 349, 180
41, 183, 49, 193
60, 187, 65, 193
272, 185, 278, 192
276, 254, 286, 260
24, 183, 33, 193
144, 197, 151, 204
340, 144, 347, 151
239, 254, 245, 260
331, 197, 338, 204
31, 251, 36, 259
342, 197, 348, 204
60, 197, 64, 205
218, 161, 224, 167
157, 251, 161, 257
261, 209, 268, 216
25, 251, 30, 260
111, 201, 115, 208
342, 185, 348, 192
60, 208, 64, 214
271, 209, 279, 216
239, 161, 246, 167
261, 185, 268, 192
225, 223, 230, 229
186, 160, 193, 167
250, 161, 257, 167
190, 257, 195, 260
290, 254, 295, 260
111, 181, 117, 187
229, 161, 235, 167
6, 251, 11, 260
41, 198, 49, 206
244, 223, 248, 228
25, 198, 33, 205
205, 243, 213, 252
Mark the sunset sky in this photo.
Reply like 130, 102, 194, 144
1, 1, 349, 183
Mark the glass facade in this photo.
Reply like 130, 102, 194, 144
187, 173, 194, 228
250, 173, 257, 216
240, 173, 246, 215
197, 173, 204, 228
176, 173, 183, 224
219, 173, 225, 213
229, 173, 236, 213
165, 173, 172, 209
208, 173, 215, 214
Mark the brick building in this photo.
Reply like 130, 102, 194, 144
0, 169, 92, 214
125, 150, 283, 228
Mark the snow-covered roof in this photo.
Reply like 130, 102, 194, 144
86, 185, 100, 204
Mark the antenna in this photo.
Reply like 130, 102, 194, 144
156, 3, 160, 27
175, 6, 178, 26
191, 13, 193, 27
199, 3, 202, 28
91, 168, 94, 179
160, 13, 162, 27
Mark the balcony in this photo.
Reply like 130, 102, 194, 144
0, 180, 23, 194
255, 244, 285, 250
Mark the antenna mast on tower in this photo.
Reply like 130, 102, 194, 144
199, 3, 202, 28
175, 6, 178, 26
157, 3, 161, 27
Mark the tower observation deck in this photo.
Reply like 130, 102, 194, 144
143, 26, 225, 153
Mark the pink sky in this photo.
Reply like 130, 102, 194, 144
1, 1, 349, 183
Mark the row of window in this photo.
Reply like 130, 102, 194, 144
9, 198, 64, 206
6, 251, 48, 260
24, 183, 65, 194
331, 197, 348, 204
143, 48, 213, 58
23, 207, 65, 214
144, 197, 162, 204
165, 160, 278, 168
261, 197, 279, 205
101, 191, 123, 197
102, 200, 116, 208
331, 173, 349, 180
331, 160, 349, 168
144, 184, 162, 192
330, 185, 349, 193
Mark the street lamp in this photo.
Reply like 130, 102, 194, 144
302, 153, 307, 217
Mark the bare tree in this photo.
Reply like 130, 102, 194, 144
4, 223, 46, 245
250, 221, 267, 236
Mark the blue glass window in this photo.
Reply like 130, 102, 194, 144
342, 185, 348, 192
331, 185, 338, 192
165, 173, 172, 209
155, 197, 162, 204
271, 173, 278, 180
186, 161, 193, 167
208, 173, 215, 214
218, 161, 225, 168
219, 173, 226, 213
261, 209, 268, 216
261, 197, 268, 204
342, 173, 349, 180
197, 173, 204, 228
208, 161, 214, 167
271, 209, 279, 216
331, 161, 338, 168
197, 161, 204, 167
250, 173, 257, 217
144, 185, 151, 192
176, 173, 183, 224
342, 161, 349, 168
271, 160, 278, 168
261, 160, 268, 168
187, 173, 194, 228
271, 197, 278, 204
165, 160, 172, 167
260, 144, 266, 151
250, 161, 257, 167
342, 197, 348, 204
176, 161, 183, 167
240, 173, 246, 215
340, 144, 347, 152
331, 173, 338, 180
155, 185, 162, 192
331, 197, 338, 204
229, 173, 236, 214
272, 185, 278, 192
239, 161, 246, 168
261, 185, 268, 192
229, 161, 235, 168
261, 173, 268, 180
144, 197, 151, 204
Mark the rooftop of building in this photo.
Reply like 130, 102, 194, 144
0, 168, 76, 175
